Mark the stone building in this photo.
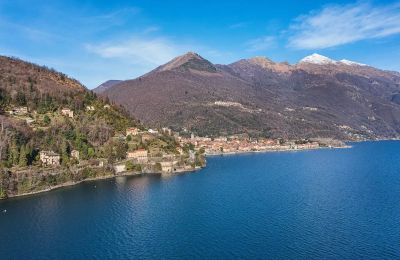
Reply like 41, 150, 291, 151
61, 108, 74, 118
71, 150, 80, 160
126, 127, 139, 136
39, 151, 60, 166
127, 149, 148, 163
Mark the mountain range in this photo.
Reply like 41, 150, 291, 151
95, 52, 400, 140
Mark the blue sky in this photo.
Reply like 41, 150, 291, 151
1, 0, 400, 88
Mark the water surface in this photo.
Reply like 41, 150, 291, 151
1, 141, 400, 259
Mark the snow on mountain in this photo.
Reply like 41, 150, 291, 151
299, 53, 337, 65
339, 59, 366, 66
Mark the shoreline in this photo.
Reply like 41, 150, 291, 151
205, 145, 351, 157
3, 171, 144, 200
1, 144, 351, 200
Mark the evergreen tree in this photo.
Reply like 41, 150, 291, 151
9, 141, 19, 166
18, 145, 27, 167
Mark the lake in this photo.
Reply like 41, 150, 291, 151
1, 141, 400, 259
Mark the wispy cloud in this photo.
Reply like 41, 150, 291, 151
288, 2, 400, 49
229, 22, 248, 29
86, 37, 182, 65
143, 26, 160, 34
245, 36, 276, 52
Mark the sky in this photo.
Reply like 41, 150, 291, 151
1, 0, 400, 88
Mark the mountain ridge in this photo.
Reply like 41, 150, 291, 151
95, 52, 400, 140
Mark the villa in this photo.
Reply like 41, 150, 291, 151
127, 149, 148, 163
39, 151, 61, 166
61, 108, 74, 118
126, 127, 140, 136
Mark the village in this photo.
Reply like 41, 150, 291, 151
4, 105, 335, 179
178, 134, 324, 155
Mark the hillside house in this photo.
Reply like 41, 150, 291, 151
148, 129, 159, 134
61, 108, 74, 118
176, 147, 184, 155
39, 151, 60, 166
162, 127, 172, 135
127, 149, 148, 163
126, 127, 139, 136
71, 150, 80, 160
8, 106, 28, 115
103, 104, 111, 109
86, 106, 95, 111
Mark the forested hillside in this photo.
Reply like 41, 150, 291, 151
0, 56, 200, 198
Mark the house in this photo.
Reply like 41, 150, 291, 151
39, 151, 60, 166
214, 137, 228, 142
71, 150, 80, 160
141, 133, 155, 142
176, 146, 184, 155
103, 104, 111, 109
86, 106, 95, 111
61, 108, 74, 118
148, 129, 159, 134
162, 127, 172, 135
8, 107, 28, 115
127, 149, 148, 163
126, 127, 139, 136
15, 106, 28, 115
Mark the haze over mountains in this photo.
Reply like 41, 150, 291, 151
95, 52, 400, 140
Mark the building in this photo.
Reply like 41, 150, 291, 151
176, 146, 184, 155
159, 161, 179, 173
8, 107, 28, 115
86, 106, 95, 111
162, 127, 172, 135
126, 127, 139, 136
103, 104, 111, 109
39, 151, 60, 166
71, 150, 80, 160
61, 108, 74, 118
127, 149, 148, 163
148, 129, 159, 134
15, 106, 28, 115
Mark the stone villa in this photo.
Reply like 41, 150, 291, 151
127, 149, 148, 163
126, 127, 140, 136
71, 150, 80, 160
61, 108, 74, 118
39, 151, 61, 166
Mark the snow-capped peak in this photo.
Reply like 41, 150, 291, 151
339, 59, 366, 66
299, 53, 337, 65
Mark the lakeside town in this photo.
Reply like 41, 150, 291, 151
1, 102, 345, 199
5, 106, 344, 170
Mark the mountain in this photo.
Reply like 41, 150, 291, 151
299, 53, 337, 65
94, 80, 123, 94
96, 52, 400, 140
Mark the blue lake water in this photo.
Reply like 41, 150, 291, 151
1, 141, 400, 259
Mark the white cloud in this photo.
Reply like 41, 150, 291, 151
229, 22, 248, 29
86, 37, 187, 66
288, 2, 400, 49
245, 36, 276, 52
